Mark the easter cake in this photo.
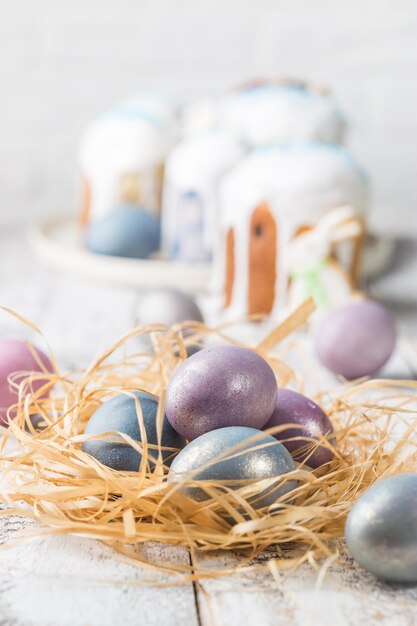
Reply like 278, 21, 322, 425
78, 94, 176, 227
214, 142, 368, 319
70, 81, 383, 308
217, 79, 345, 147
161, 130, 245, 262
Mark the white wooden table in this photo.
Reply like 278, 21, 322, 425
0, 226, 417, 626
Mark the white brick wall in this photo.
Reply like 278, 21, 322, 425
0, 0, 416, 235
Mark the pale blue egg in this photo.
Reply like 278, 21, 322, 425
86, 205, 160, 259
168, 426, 296, 508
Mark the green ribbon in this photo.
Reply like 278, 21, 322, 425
290, 260, 329, 308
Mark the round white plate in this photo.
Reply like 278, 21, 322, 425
28, 215, 394, 294
28, 215, 212, 293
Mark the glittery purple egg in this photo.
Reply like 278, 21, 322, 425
315, 300, 397, 380
0, 339, 52, 425
165, 345, 277, 440
264, 389, 335, 468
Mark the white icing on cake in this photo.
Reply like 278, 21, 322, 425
116, 93, 178, 128
218, 83, 345, 147
79, 94, 177, 222
215, 143, 368, 319
162, 130, 246, 262
180, 98, 219, 138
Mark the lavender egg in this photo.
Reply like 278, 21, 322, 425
86, 204, 160, 259
82, 391, 186, 471
265, 389, 335, 468
315, 300, 396, 379
165, 345, 277, 440
0, 339, 52, 425
346, 473, 417, 582
169, 426, 296, 508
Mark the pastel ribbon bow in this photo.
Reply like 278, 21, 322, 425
290, 261, 329, 308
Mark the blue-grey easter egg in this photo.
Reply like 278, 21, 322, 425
165, 345, 278, 440
345, 473, 417, 582
315, 300, 396, 379
168, 426, 296, 508
86, 204, 160, 259
82, 391, 185, 471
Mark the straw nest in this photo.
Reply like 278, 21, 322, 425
0, 300, 416, 581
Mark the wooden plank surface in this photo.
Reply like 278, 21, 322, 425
0, 226, 416, 625
193, 550, 417, 626
0, 512, 198, 626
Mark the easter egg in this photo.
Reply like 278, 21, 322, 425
165, 345, 277, 440
82, 391, 186, 471
169, 426, 296, 507
315, 300, 396, 379
137, 287, 204, 336
265, 389, 335, 468
86, 204, 160, 259
136, 287, 204, 329
135, 287, 204, 355
0, 339, 52, 425
345, 473, 417, 582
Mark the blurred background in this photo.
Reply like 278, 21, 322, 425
0, 0, 416, 235
0, 0, 416, 369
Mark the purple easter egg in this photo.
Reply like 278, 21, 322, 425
165, 345, 277, 440
315, 300, 397, 380
0, 339, 52, 425
265, 389, 335, 468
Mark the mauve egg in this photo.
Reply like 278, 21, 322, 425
0, 339, 52, 425
315, 300, 396, 379
165, 345, 277, 440
86, 204, 160, 259
82, 391, 186, 471
346, 473, 417, 582
265, 389, 335, 468
168, 426, 296, 507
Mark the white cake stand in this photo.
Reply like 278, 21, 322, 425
28, 215, 212, 294
28, 215, 395, 294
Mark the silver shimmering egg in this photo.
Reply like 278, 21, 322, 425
136, 287, 204, 329
345, 473, 417, 582
135, 287, 204, 355
168, 426, 296, 508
